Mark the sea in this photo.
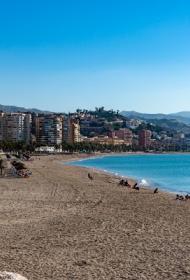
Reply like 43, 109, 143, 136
68, 154, 190, 194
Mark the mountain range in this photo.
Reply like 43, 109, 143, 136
0, 104, 52, 114
1, 104, 190, 125
121, 111, 190, 124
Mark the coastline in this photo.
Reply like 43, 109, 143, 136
0, 154, 189, 279
64, 153, 188, 196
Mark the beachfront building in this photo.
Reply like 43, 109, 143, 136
139, 129, 152, 149
83, 135, 125, 145
34, 114, 63, 146
0, 112, 31, 144
0, 112, 5, 141
108, 128, 133, 146
63, 117, 81, 144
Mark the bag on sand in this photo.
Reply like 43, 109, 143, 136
0, 272, 28, 280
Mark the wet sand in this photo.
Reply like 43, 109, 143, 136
0, 154, 189, 280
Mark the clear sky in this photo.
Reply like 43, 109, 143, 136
0, 0, 190, 113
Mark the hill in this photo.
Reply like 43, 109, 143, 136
0, 104, 52, 114
121, 111, 190, 124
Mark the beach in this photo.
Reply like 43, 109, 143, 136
0, 154, 189, 280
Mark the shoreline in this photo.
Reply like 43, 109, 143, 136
64, 153, 190, 196
65, 161, 177, 198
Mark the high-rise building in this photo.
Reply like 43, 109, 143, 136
34, 115, 63, 146
63, 117, 81, 144
0, 112, 5, 141
139, 129, 152, 149
0, 113, 31, 144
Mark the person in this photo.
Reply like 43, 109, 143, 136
88, 173, 93, 180
154, 188, 158, 194
176, 194, 185, 200
119, 179, 125, 186
133, 183, 140, 191
124, 180, 130, 187
176, 194, 180, 200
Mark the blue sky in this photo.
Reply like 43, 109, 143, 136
0, 0, 190, 113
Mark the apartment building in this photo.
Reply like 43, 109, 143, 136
34, 115, 63, 146
139, 129, 152, 149
108, 128, 133, 146
0, 112, 5, 141
63, 117, 81, 144
0, 112, 31, 144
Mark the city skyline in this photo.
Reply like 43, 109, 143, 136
0, 1, 190, 113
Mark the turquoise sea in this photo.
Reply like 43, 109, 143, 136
68, 154, 190, 194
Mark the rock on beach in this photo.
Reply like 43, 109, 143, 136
0, 272, 28, 280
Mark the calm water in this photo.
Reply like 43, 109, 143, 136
68, 154, 190, 194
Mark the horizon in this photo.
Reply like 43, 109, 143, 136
0, 1, 190, 113
1, 103, 190, 115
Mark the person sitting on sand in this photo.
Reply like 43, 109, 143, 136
88, 173, 93, 180
119, 179, 125, 186
176, 194, 180, 200
124, 180, 131, 187
176, 195, 184, 200
133, 183, 140, 191
154, 188, 159, 194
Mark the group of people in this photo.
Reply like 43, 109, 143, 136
119, 179, 140, 190
119, 179, 131, 187
88, 173, 190, 200
119, 178, 159, 194
176, 194, 190, 201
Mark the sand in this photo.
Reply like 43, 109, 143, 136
0, 154, 189, 280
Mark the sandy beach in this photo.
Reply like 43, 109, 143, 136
0, 154, 189, 280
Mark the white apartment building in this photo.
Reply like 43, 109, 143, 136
0, 113, 31, 144
34, 115, 63, 146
